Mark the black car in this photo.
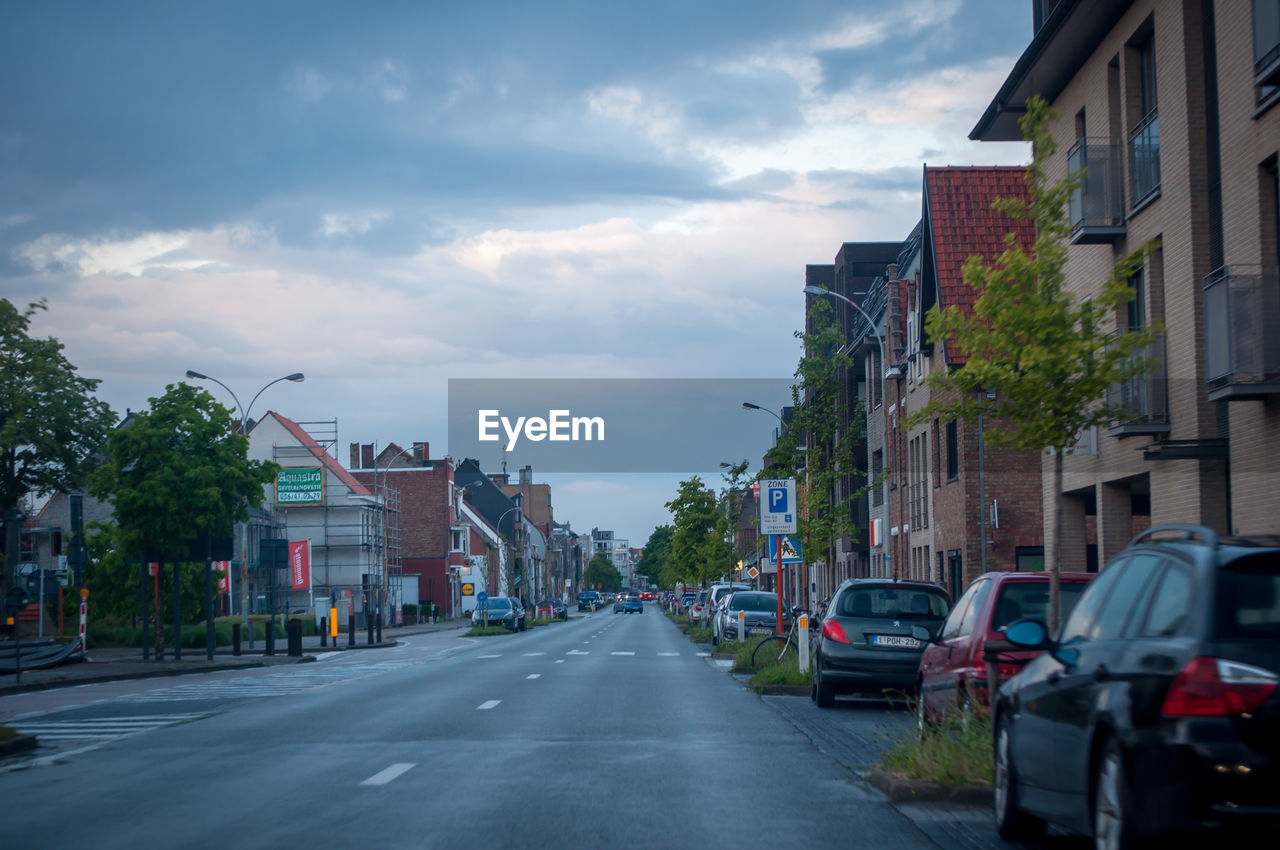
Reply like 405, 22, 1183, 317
472, 596, 526, 631
993, 525, 1280, 846
811, 579, 950, 707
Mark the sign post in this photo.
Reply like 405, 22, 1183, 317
759, 479, 797, 637
78, 588, 89, 655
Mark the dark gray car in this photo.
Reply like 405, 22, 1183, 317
812, 579, 950, 707
715, 591, 786, 643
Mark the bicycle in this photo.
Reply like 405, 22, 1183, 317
749, 605, 816, 668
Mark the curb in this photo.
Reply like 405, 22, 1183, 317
0, 734, 38, 758
864, 769, 993, 804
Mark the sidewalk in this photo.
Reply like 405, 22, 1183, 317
0, 618, 471, 699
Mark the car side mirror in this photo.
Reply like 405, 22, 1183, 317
910, 625, 937, 644
1003, 619, 1049, 649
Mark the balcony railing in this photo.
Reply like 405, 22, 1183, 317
1128, 109, 1161, 206
1106, 328, 1169, 436
1067, 137, 1126, 243
1203, 264, 1280, 401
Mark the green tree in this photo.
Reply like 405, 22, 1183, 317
584, 553, 621, 592
908, 96, 1155, 631
89, 383, 278, 635
665, 476, 734, 587
770, 299, 871, 598
636, 524, 673, 589
0, 299, 115, 596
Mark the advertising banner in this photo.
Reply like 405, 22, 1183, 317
289, 540, 311, 589
276, 467, 324, 506
214, 560, 231, 593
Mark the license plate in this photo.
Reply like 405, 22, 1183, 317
870, 634, 920, 648
749, 627, 773, 635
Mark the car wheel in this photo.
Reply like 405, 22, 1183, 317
1093, 739, 1136, 850
993, 714, 1047, 840
814, 656, 835, 708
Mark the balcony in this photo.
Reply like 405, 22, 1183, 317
1203, 265, 1280, 401
1128, 109, 1161, 207
1106, 329, 1169, 437
1068, 138, 1125, 243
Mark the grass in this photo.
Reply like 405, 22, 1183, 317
880, 703, 994, 787
685, 625, 713, 643
464, 626, 514, 637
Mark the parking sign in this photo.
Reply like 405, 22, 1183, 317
759, 478, 797, 534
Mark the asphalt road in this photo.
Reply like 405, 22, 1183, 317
0, 609, 948, 849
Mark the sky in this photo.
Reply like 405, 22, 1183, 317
1, 0, 1031, 547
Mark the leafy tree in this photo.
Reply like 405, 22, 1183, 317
636, 524, 673, 588
584, 553, 621, 592
89, 383, 278, 638
770, 299, 871, 602
908, 96, 1155, 631
0, 299, 115, 596
665, 476, 734, 587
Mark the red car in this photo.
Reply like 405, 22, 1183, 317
916, 571, 1094, 726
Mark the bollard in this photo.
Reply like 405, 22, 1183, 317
798, 615, 810, 673
320, 617, 327, 647
265, 619, 275, 656
366, 612, 374, 645
376, 611, 382, 644
248, 617, 255, 649
287, 618, 302, 657
348, 614, 356, 647
232, 623, 241, 656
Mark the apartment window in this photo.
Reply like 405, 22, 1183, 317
1129, 30, 1161, 204
871, 449, 884, 506
869, 349, 883, 408
1255, 1, 1280, 95
908, 433, 929, 530
945, 420, 959, 480
1126, 268, 1146, 330
450, 527, 468, 555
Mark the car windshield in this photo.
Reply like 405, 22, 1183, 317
837, 586, 949, 619
484, 599, 511, 610
1216, 556, 1280, 639
729, 593, 777, 612
991, 582, 1088, 632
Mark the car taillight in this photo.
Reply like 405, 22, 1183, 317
822, 620, 851, 644
1161, 657, 1279, 717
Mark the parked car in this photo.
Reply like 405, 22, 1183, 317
701, 582, 752, 630
993, 525, 1280, 845
688, 588, 710, 625
714, 591, 785, 644
472, 596, 526, 631
811, 579, 951, 707
538, 598, 568, 620
916, 571, 1094, 725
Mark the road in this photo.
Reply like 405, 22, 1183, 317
0, 608, 1023, 849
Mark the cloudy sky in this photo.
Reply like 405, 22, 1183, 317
2, 0, 1031, 546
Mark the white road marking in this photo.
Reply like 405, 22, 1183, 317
567, 650, 589, 655
526, 674, 541, 679
657, 652, 680, 656
522, 652, 545, 656
360, 763, 416, 786
478, 700, 501, 710
611, 651, 635, 656
312, 652, 343, 661
555, 660, 565, 664
696, 652, 711, 657
478, 654, 502, 658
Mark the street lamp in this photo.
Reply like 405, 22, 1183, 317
184, 370, 306, 635
741, 401, 782, 422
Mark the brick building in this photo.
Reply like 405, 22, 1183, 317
971, 0, 1280, 562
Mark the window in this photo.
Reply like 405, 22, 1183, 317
449, 527, 468, 555
1140, 562, 1192, 637
957, 579, 992, 637
945, 420, 958, 480
1215, 555, 1280, 639
1129, 29, 1161, 204
1126, 268, 1146, 330
871, 450, 884, 506
1060, 557, 1127, 644
1088, 554, 1161, 641
941, 581, 979, 640
1254, 0, 1280, 94
991, 581, 1088, 632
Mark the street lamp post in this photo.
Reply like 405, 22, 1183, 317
184, 370, 305, 640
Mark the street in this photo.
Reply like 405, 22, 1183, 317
0, 611, 1074, 849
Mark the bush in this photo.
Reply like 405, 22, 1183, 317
402, 603, 418, 617
880, 703, 994, 787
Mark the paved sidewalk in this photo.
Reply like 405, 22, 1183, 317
0, 618, 472, 699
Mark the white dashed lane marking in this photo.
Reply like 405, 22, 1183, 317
478, 654, 502, 659
611, 652, 635, 656
478, 700, 501, 710
360, 763, 416, 786
526, 674, 541, 679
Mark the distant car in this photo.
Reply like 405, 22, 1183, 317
472, 596, 526, 631
715, 591, 785, 643
812, 579, 950, 707
993, 526, 1280, 844
538, 599, 567, 620
623, 597, 643, 614
688, 589, 710, 625
916, 571, 1094, 725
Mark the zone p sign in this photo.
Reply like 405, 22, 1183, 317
759, 478, 797, 535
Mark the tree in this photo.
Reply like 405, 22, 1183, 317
636, 524, 673, 588
665, 476, 734, 587
89, 384, 278, 638
770, 298, 871, 601
908, 96, 1155, 631
0, 299, 116, 596
584, 553, 621, 593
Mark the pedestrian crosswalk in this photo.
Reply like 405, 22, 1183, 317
9, 713, 208, 742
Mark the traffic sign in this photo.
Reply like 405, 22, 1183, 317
767, 535, 803, 564
477, 591, 488, 603
759, 478, 797, 534
746, 566, 759, 580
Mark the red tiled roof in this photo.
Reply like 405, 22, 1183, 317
257, 411, 373, 496
925, 166, 1034, 366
